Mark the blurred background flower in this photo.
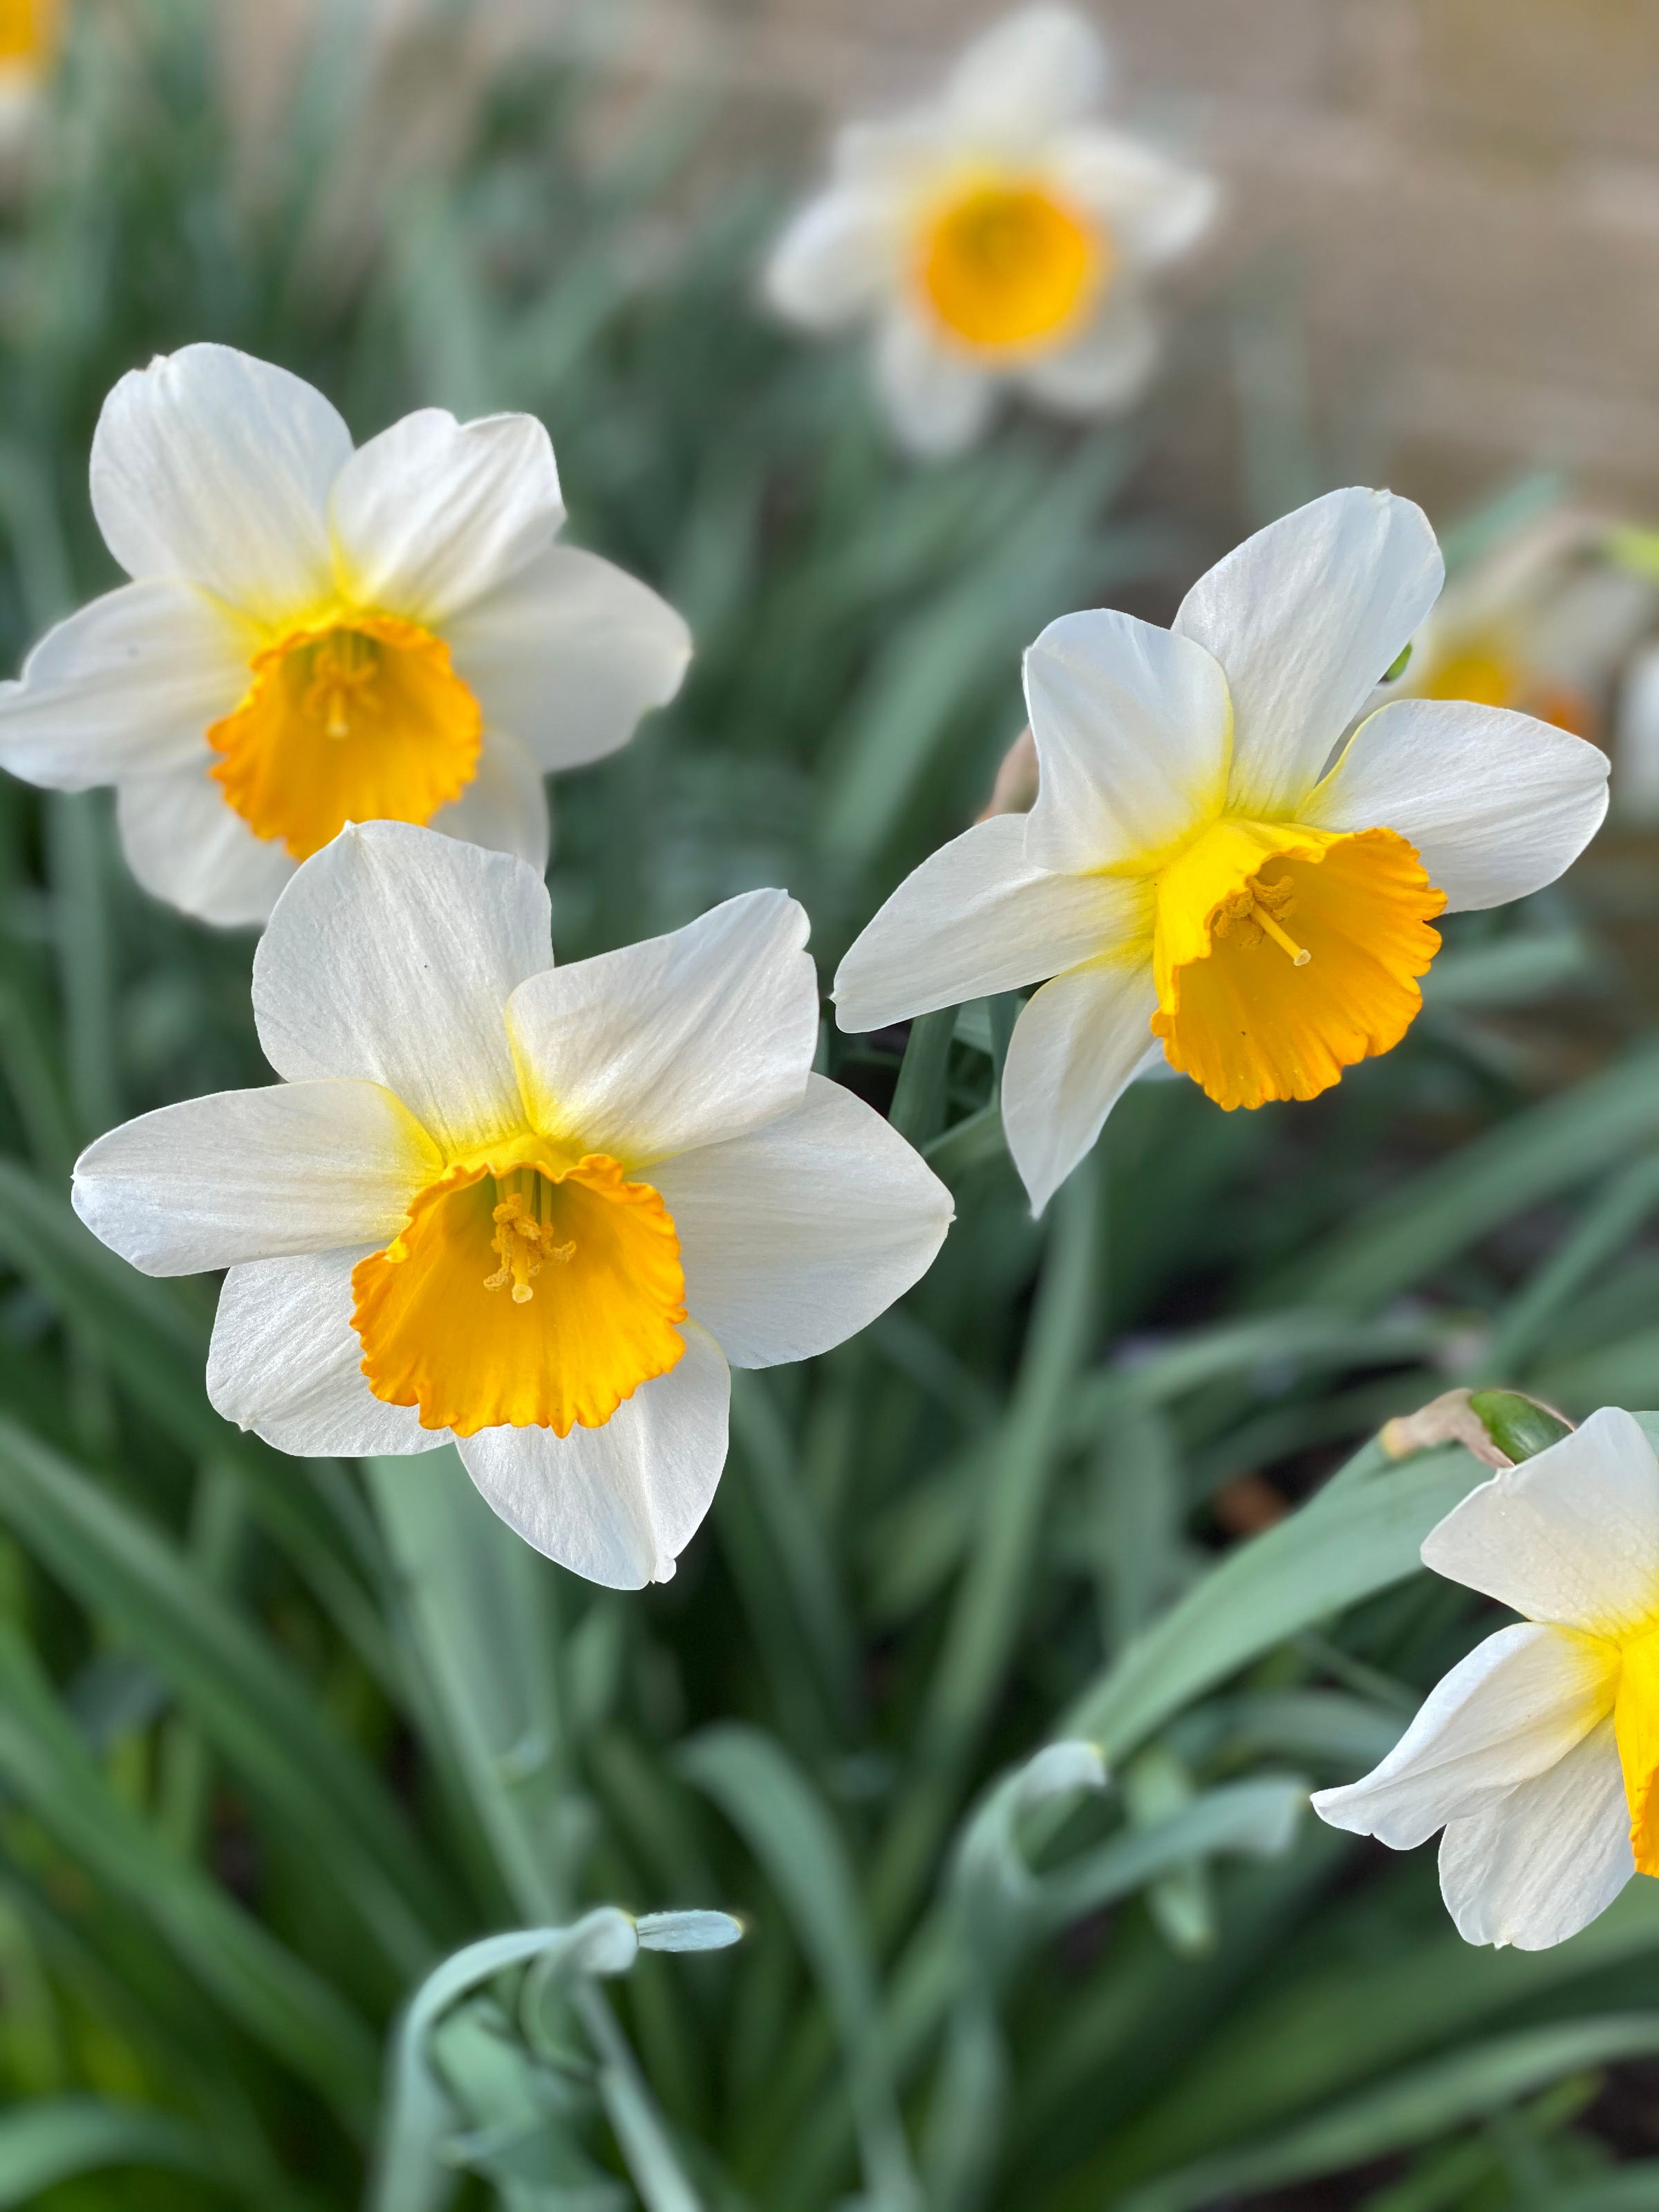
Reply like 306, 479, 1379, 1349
764, 6, 1216, 454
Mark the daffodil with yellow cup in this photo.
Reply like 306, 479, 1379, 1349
834, 488, 1611, 1212
1313, 1407, 1659, 1951
71, 823, 953, 1587
0, 344, 690, 924
765, 6, 1215, 456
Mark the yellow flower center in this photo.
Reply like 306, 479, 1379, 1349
0, 0, 53, 67
1147, 817, 1445, 1112
1615, 1623, 1659, 1876
350, 1152, 687, 1439
919, 179, 1104, 352
207, 612, 483, 863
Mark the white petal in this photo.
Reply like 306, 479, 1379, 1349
653, 1074, 953, 1367
873, 315, 997, 459
765, 191, 896, 330
447, 543, 690, 773
207, 1249, 444, 1458
1022, 610, 1232, 872
428, 729, 550, 871
252, 821, 552, 1159
834, 814, 1147, 1033
91, 345, 349, 620
329, 409, 565, 625
944, 6, 1109, 135
72, 1079, 440, 1275
456, 1322, 730, 1587
1001, 954, 1159, 1212
0, 581, 247, 789
1437, 1717, 1633, 1949
1018, 292, 1160, 415
1174, 489, 1445, 817
116, 765, 296, 928
1304, 697, 1610, 913
506, 890, 816, 1168
1421, 1407, 1659, 1637
1052, 128, 1218, 265
1309, 1622, 1615, 1850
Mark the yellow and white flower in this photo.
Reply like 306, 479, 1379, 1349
765, 6, 1215, 457
1313, 1406, 1659, 1951
71, 822, 953, 1587
834, 489, 1609, 1211
0, 0, 57, 149
0, 344, 690, 926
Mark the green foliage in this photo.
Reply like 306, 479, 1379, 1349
0, 6, 1649, 2209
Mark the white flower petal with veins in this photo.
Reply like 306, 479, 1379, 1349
653, 1075, 953, 1367
1307, 695, 1609, 912
1022, 608, 1232, 872
207, 1249, 447, 1459
73, 1080, 440, 1275
1438, 1718, 1633, 1951
1310, 1622, 1615, 1850
0, 581, 249, 789
329, 408, 565, 625
834, 813, 1147, 1034
1001, 956, 1161, 1212
1177, 488, 1444, 818
507, 890, 818, 1169
1421, 1407, 1659, 1638
458, 1323, 731, 1588
91, 344, 349, 620
253, 821, 552, 1159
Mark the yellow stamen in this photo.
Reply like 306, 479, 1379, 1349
350, 1152, 686, 1438
207, 611, 482, 862
1148, 817, 1445, 1112
919, 178, 1105, 352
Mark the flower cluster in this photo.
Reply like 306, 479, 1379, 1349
3, 8, 1645, 1962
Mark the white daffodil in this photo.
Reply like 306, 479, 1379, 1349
764, 6, 1215, 458
70, 823, 952, 1588
1312, 1406, 1659, 1951
0, 344, 690, 926
834, 488, 1610, 1212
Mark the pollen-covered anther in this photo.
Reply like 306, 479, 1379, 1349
1212, 881, 1311, 966
302, 631, 382, 740
483, 1188, 577, 1302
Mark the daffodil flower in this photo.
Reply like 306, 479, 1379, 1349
834, 488, 1610, 1212
1311, 1407, 1659, 1950
71, 823, 953, 1586
765, 6, 1215, 457
0, 345, 690, 926
0, 0, 56, 147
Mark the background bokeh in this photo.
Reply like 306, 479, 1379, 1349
0, 3, 1658, 2208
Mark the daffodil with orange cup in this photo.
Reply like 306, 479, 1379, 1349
835, 488, 1611, 1211
0, 344, 690, 924
71, 823, 953, 1587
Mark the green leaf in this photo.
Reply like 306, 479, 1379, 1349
0, 2097, 219, 2204
1060, 1442, 1481, 1758
1118, 2015, 1659, 2211
0, 1415, 458, 1976
366, 1447, 572, 1927
0, 1617, 381, 2130
678, 1723, 919, 2209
